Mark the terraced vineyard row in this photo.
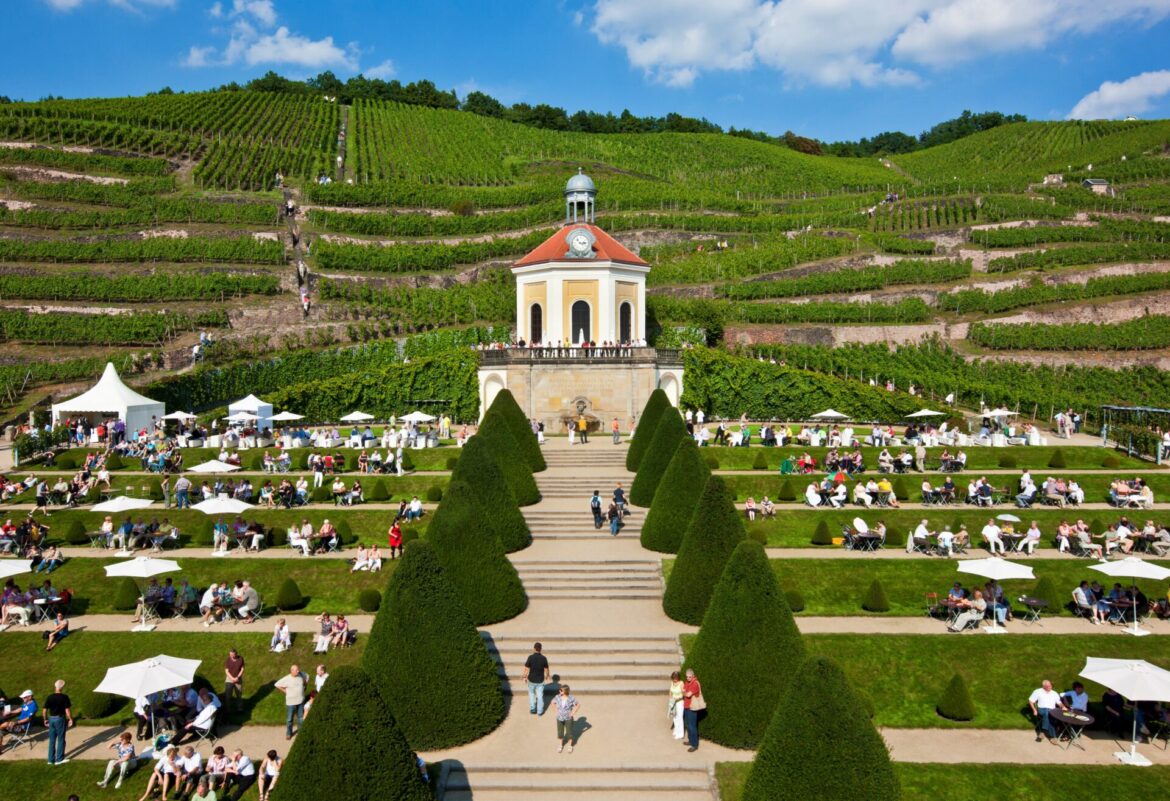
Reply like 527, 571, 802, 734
0, 235, 284, 264
970, 315, 1170, 350
0, 308, 228, 345
0, 271, 279, 301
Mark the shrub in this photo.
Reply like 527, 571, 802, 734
147, 478, 164, 501
401, 526, 421, 544
334, 519, 354, 544
279, 666, 431, 801
275, 578, 304, 611
785, 590, 805, 613
194, 518, 215, 547
400, 450, 415, 471
367, 479, 390, 502
358, 589, 382, 612
743, 656, 899, 801
446, 456, 459, 470
663, 476, 746, 625
642, 438, 711, 554
862, 579, 890, 612
247, 452, 265, 471
748, 527, 767, 546
53, 452, 76, 470
1031, 576, 1061, 611
74, 688, 117, 720
1102, 454, 1121, 469
811, 519, 833, 546
425, 479, 527, 625
777, 479, 796, 502
113, 578, 141, 611
363, 540, 505, 748
487, 388, 546, 472
937, 673, 977, 721
883, 523, 906, 548
65, 519, 88, 545
104, 452, 124, 470
474, 408, 541, 506
426, 485, 443, 502
751, 450, 768, 470
685, 541, 805, 748
891, 478, 909, 500
310, 486, 333, 503
630, 407, 686, 506
626, 388, 671, 471
450, 435, 531, 552
704, 452, 720, 469
998, 454, 1018, 468
1047, 450, 1067, 469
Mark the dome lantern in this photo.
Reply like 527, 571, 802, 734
564, 168, 596, 224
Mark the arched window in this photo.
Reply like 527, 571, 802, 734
571, 300, 591, 344
619, 302, 633, 344
529, 304, 543, 345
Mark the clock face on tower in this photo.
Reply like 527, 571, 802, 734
564, 227, 596, 259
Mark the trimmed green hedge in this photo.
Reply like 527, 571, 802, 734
276, 578, 304, 611
641, 438, 710, 554
743, 656, 899, 801
278, 665, 432, 801
450, 435, 531, 552
663, 476, 746, 625
630, 406, 686, 507
862, 579, 890, 613
363, 540, 504, 748
627, 389, 671, 471
425, 479, 527, 625
685, 541, 805, 748
490, 388, 546, 472
937, 673, 977, 722
475, 407, 541, 506
113, 578, 139, 611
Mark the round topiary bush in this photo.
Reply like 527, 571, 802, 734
275, 578, 304, 611
450, 435, 531, 552
684, 541, 806, 748
998, 454, 1018, 469
401, 527, 421, 544
785, 590, 805, 613
53, 452, 77, 470
664, 476, 746, 625
862, 579, 890, 613
278, 666, 432, 801
1102, 455, 1121, 469
310, 486, 333, 503
425, 479, 526, 625
1047, 450, 1067, 469
358, 588, 382, 613
363, 540, 505, 748
704, 452, 720, 470
748, 527, 767, 546
777, 479, 796, 502
641, 438, 711, 554
891, 478, 909, 500
473, 409, 540, 506
104, 452, 124, 470
446, 456, 459, 470
113, 577, 140, 611
752, 450, 769, 470
811, 519, 833, 546
367, 479, 390, 502
627, 389, 671, 472
334, 519, 354, 544
630, 407, 687, 507
883, 523, 906, 548
743, 656, 900, 801
426, 485, 443, 503
74, 688, 118, 720
487, 388, 546, 472
936, 673, 976, 721
65, 519, 89, 546
1031, 576, 1060, 612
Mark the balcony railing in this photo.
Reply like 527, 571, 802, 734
478, 346, 682, 366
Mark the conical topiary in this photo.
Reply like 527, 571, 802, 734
685, 541, 805, 748
113, 577, 140, 611
1047, 450, 1067, 469
65, 519, 88, 545
367, 478, 390, 502
363, 540, 505, 748
937, 673, 977, 721
278, 666, 432, 801
626, 389, 671, 471
104, 452, 124, 470
777, 478, 796, 502
276, 578, 304, 611
1031, 576, 1060, 612
475, 407, 541, 506
811, 519, 833, 546
743, 656, 899, 801
147, 478, 164, 501
862, 579, 889, 612
425, 479, 527, 625
629, 406, 686, 507
641, 438, 711, 553
487, 389, 545, 472
450, 435, 531, 552
752, 450, 768, 470
663, 476, 747, 625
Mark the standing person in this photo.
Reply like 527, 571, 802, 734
590, 491, 603, 530
258, 750, 282, 801
669, 671, 685, 741
274, 665, 307, 740
43, 679, 73, 766
553, 685, 580, 754
577, 414, 589, 444
1028, 679, 1066, 742
174, 474, 191, 510
388, 520, 403, 559
161, 474, 171, 510
522, 642, 550, 716
611, 417, 621, 445
682, 668, 703, 752
223, 648, 245, 713
607, 501, 622, 536
613, 483, 627, 518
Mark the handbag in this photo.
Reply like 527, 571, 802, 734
689, 692, 706, 712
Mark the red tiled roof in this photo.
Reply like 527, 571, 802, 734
514, 224, 648, 267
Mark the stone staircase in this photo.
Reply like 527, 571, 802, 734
512, 560, 661, 600
442, 765, 715, 801
485, 633, 680, 696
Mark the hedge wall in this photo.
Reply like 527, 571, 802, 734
629, 405, 686, 507
663, 475, 745, 625
449, 435, 531, 552
626, 389, 671, 472
641, 438, 710, 554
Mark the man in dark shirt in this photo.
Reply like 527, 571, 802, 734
522, 642, 550, 717
224, 649, 245, 712
613, 484, 626, 518
44, 679, 73, 766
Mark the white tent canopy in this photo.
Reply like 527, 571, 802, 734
187, 459, 241, 474
340, 411, 375, 422
228, 394, 272, 430
51, 362, 165, 433
400, 411, 436, 423
269, 411, 304, 422
811, 409, 848, 420
161, 411, 197, 421
907, 409, 945, 418
1080, 657, 1170, 766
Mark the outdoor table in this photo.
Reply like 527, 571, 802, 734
138, 595, 162, 627
1109, 599, 1138, 627
1001, 533, 1024, 551
939, 598, 964, 626
1019, 596, 1047, 625
32, 597, 62, 624
88, 531, 107, 549
1050, 708, 1094, 751
853, 533, 882, 552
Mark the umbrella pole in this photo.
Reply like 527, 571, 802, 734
1117, 714, 1153, 766
1129, 602, 1149, 637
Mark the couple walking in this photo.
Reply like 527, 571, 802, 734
669, 669, 704, 752
523, 642, 581, 753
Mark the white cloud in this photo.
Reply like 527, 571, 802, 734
587, 0, 1170, 88
230, 0, 276, 27
182, 44, 217, 67
366, 59, 396, 80
1069, 69, 1170, 119
44, 0, 86, 9
244, 27, 357, 69
209, 1, 223, 18
45, 0, 175, 10
185, 2, 359, 71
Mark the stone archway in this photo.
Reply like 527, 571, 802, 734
658, 374, 680, 407
482, 372, 506, 415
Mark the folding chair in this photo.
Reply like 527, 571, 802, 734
924, 592, 941, 619
190, 710, 217, 746
911, 536, 933, 556
6, 718, 38, 752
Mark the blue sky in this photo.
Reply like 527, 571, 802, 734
7, 0, 1170, 141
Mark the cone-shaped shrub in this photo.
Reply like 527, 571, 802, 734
363, 540, 505, 748
104, 452, 124, 470
425, 479, 526, 625
785, 590, 805, 613
367, 478, 390, 502
1031, 576, 1060, 612
1047, 450, 1067, 469
279, 665, 432, 801
626, 389, 671, 471
450, 435, 531, 552
685, 541, 805, 748
475, 408, 541, 506
630, 407, 686, 507
147, 478, 164, 501
65, 519, 88, 545
937, 673, 977, 721
862, 579, 889, 612
811, 519, 833, 546
275, 578, 304, 611
113, 577, 140, 611
641, 438, 711, 554
743, 656, 899, 801
751, 450, 768, 470
663, 476, 746, 625
777, 478, 796, 502
488, 389, 545, 472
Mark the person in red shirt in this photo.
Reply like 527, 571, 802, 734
388, 521, 403, 559
682, 669, 703, 752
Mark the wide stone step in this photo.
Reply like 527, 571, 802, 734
500, 680, 671, 695
515, 571, 659, 581
491, 653, 680, 667
443, 790, 712, 801
443, 767, 711, 796
527, 589, 663, 600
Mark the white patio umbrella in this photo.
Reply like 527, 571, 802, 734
957, 557, 1035, 634
1079, 657, 1170, 766
104, 557, 181, 632
985, 408, 1016, 417
269, 411, 304, 422
811, 409, 848, 420
0, 559, 32, 581
853, 518, 869, 534
161, 411, 197, 421
1089, 558, 1170, 637
191, 497, 253, 556
907, 409, 945, 418
996, 513, 1022, 523
187, 459, 241, 474
92, 496, 155, 514
339, 411, 375, 422
95, 654, 202, 740
223, 412, 258, 423
400, 411, 436, 423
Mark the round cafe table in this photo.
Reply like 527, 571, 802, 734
1050, 708, 1094, 751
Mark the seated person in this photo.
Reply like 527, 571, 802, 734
151, 519, 179, 551
1019, 522, 1042, 555
350, 544, 371, 572
366, 545, 383, 572
316, 520, 338, 553
760, 496, 775, 518
97, 731, 138, 790
235, 581, 260, 623
329, 614, 350, 648
0, 690, 37, 751
331, 477, 348, 505
289, 523, 312, 556
947, 582, 967, 601
921, 480, 939, 503
348, 480, 363, 505
948, 590, 987, 632
804, 482, 823, 507
828, 483, 847, 508
877, 449, 894, 473
45, 611, 69, 651
906, 519, 933, 553
173, 579, 199, 617
270, 617, 292, 652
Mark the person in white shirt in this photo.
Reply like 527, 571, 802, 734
1028, 680, 1066, 741
1020, 522, 1042, 555
176, 746, 204, 796
199, 584, 220, 626
270, 618, 292, 652
223, 749, 256, 799
314, 664, 329, 693
982, 520, 1005, 554
1067, 481, 1084, 505
853, 481, 872, 508
289, 524, 312, 556
1062, 682, 1090, 712
908, 520, 933, 553
351, 544, 370, 572
936, 528, 955, 557
804, 483, 822, 507
695, 409, 705, 425
829, 483, 847, 508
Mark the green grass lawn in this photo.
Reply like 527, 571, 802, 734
27, 555, 397, 616
663, 558, 1169, 616
0, 762, 262, 800
715, 762, 1170, 801
53, 443, 460, 472
0, 631, 366, 725
702, 445, 1148, 472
